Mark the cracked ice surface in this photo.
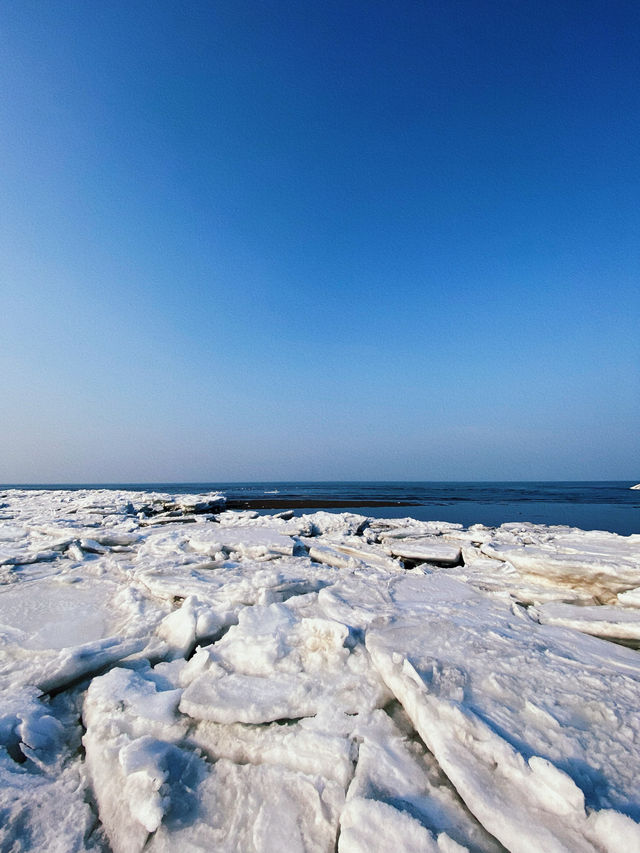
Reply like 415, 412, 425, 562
0, 489, 639, 852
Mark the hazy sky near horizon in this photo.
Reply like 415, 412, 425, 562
2, 0, 639, 483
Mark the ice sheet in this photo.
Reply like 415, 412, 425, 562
0, 487, 639, 852
366, 574, 640, 851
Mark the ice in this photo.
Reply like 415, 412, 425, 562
1, 487, 639, 851
366, 573, 640, 851
146, 757, 344, 853
302, 510, 370, 536
0, 757, 101, 852
481, 527, 640, 599
82, 666, 189, 852
187, 716, 356, 787
83, 662, 346, 852
0, 576, 130, 650
369, 519, 464, 536
436, 557, 598, 606
339, 798, 442, 852
618, 587, 640, 606
186, 524, 296, 560
382, 537, 462, 566
342, 708, 503, 852
304, 534, 402, 572
0, 569, 169, 693
0, 681, 104, 851
531, 601, 640, 642
179, 604, 390, 723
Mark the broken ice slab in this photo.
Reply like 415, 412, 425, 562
0, 574, 169, 693
187, 716, 356, 788
341, 708, 503, 852
82, 665, 191, 853
618, 587, 640, 606
186, 525, 295, 559
481, 528, 640, 599
146, 757, 344, 853
0, 759, 101, 852
368, 519, 464, 536
531, 601, 640, 642
299, 511, 370, 537
83, 664, 344, 853
440, 557, 599, 606
179, 604, 390, 724
382, 537, 462, 566
339, 799, 441, 853
303, 535, 401, 572
366, 573, 640, 852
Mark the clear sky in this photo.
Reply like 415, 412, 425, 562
1, 0, 638, 483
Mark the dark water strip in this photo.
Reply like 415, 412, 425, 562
224, 498, 419, 510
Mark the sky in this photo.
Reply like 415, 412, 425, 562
1, 0, 639, 483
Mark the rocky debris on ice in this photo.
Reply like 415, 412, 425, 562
0, 488, 639, 853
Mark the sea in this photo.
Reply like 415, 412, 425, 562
7, 482, 639, 536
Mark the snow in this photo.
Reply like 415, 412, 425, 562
0, 487, 639, 852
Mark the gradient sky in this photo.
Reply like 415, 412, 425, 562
1, 0, 639, 483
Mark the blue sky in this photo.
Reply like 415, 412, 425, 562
1, 0, 638, 482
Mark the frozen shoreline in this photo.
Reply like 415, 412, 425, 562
1, 488, 640, 852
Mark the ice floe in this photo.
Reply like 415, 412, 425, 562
0, 487, 639, 852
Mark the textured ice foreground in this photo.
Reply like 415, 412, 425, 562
1, 489, 639, 852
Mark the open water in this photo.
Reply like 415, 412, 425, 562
7, 482, 639, 536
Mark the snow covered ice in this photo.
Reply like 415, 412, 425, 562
1, 489, 640, 852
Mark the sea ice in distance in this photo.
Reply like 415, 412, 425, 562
0, 487, 639, 852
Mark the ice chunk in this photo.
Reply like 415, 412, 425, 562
366, 574, 640, 851
0, 577, 117, 650
302, 511, 370, 536
156, 594, 225, 657
339, 798, 441, 852
180, 604, 390, 723
317, 576, 396, 629
382, 537, 462, 566
82, 666, 188, 853
344, 708, 503, 852
532, 602, 640, 642
146, 757, 344, 853
304, 534, 401, 572
481, 528, 640, 598
439, 557, 597, 606
187, 525, 295, 559
0, 757, 100, 853
617, 587, 640, 607
188, 717, 355, 787
369, 519, 463, 537
0, 572, 167, 693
